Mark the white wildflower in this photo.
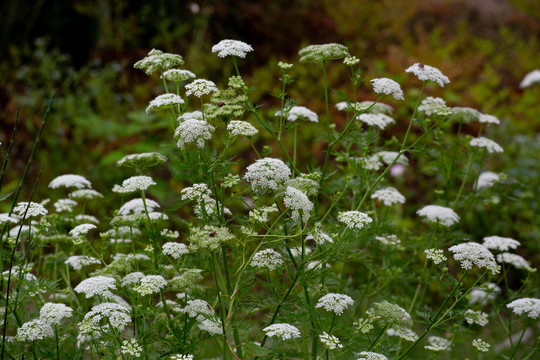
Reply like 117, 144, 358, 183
16, 319, 53, 342
69, 223, 97, 237
469, 283, 500, 305
387, 327, 418, 342
162, 69, 195, 82
425, 249, 447, 265
116, 152, 167, 169
116, 176, 156, 193
405, 63, 450, 87
118, 198, 160, 215
134, 49, 184, 75
249, 204, 279, 223
319, 332, 343, 349
338, 211, 373, 230
162, 242, 189, 259
469, 137, 504, 153
146, 93, 184, 113
425, 336, 452, 351
375, 151, 409, 166
65, 255, 101, 270
198, 318, 223, 335
80, 303, 131, 333
356, 352, 388, 360
262, 323, 301, 340
188, 225, 235, 251
507, 298, 540, 319
182, 299, 214, 319
178, 111, 203, 122
371, 187, 406, 206
39, 303, 73, 325
244, 157, 291, 191
75, 214, 99, 224
519, 69, 540, 89
375, 234, 401, 247
472, 338, 490, 352
54, 199, 77, 213
70, 189, 103, 200
121, 338, 143, 358
74, 276, 117, 299
343, 56, 360, 66
276, 106, 318, 123
367, 301, 411, 328
497, 253, 535, 272
0, 214, 19, 225
418, 96, 452, 116
416, 205, 459, 227
298, 43, 349, 63
212, 39, 254, 58
49, 174, 92, 189
134, 275, 167, 296
13, 202, 48, 217
370, 78, 404, 100
448, 242, 500, 274
354, 318, 374, 334
316, 293, 354, 315
475, 171, 500, 190
464, 309, 489, 326
357, 113, 395, 130
171, 355, 194, 360
482, 235, 520, 252
227, 120, 258, 137
175, 119, 215, 149
306, 223, 334, 245
478, 113, 500, 124
251, 249, 283, 271
121, 272, 145, 287
185, 79, 218, 97
283, 186, 313, 222
181, 183, 212, 202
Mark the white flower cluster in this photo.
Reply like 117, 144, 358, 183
472, 338, 491, 352
418, 96, 452, 116
469, 283, 500, 305
416, 205, 459, 227
367, 301, 411, 328
519, 69, 540, 89
121, 338, 143, 358
181, 183, 212, 202
244, 157, 291, 191
198, 318, 224, 335
464, 309, 489, 326
175, 119, 215, 149
162, 69, 195, 82
49, 174, 92, 189
371, 187, 405, 206
262, 323, 301, 340
482, 235, 520, 251
276, 106, 318, 123
74, 276, 117, 299
424, 249, 447, 265
469, 137, 504, 153
79, 302, 131, 333
54, 198, 77, 213
188, 225, 235, 251
319, 332, 343, 349
506, 297, 540, 319
298, 43, 349, 63
116, 152, 167, 169
162, 242, 189, 259
65, 255, 101, 270
212, 39, 254, 58
117, 198, 160, 215
315, 293, 355, 315
13, 202, 48, 217
134, 275, 167, 296
475, 171, 500, 190
122, 272, 145, 287
448, 242, 500, 274
375, 234, 401, 247
171, 354, 194, 360
70, 189, 103, 200
39, 303, 74, 325
183, 299, 214, 318
69, 223, 97, 237
356, 352, 388, 360
0, 214, 18, 225
185, 79, 218, 97
478, 113, 500, 124
424, 336, 452, 351
357, 113, 395, 130
115, 175, 157, 193
227, 120, 258, 137
249, 204, 278, 223
375, 151, 409, 166
250, 249, 283, 271
306, 223, 334, 245
405, 63, 450, 87
146, 93, 184, 113
16, 319, 53, 342
386, 327, 418, 342
497, 252, 535, 271
370, 78, 404, 100
134, 49, 184, 75
283, 186, 313, 222
338, 211, 373, 230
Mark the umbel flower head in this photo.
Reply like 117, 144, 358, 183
16, 319, 53, 342
482, 235, 520, 252
448, 242, 500, 274
134, 275, 168, 296
319, 332, 343, 349
114, 175, 157, 193
283, 186, 313, 222
298, 43, 349, 63
146, 93, 184, 113
370, 78, 404, 100
39, 303, 73, 325
79, 303, 131, 334
162, 69, 196, 82
475, 171, 500, 190
70, 189, 103, 200
416, 205, 459, 227
357, 113, 395, 130
250, 248, 283, 271
506, 297, 540, 319
262, 323, 301, 340
425, 336, 452, 351
13, 201, 48, 217
175, 119, 215, 149
134, 49, 184, 75
116, 152, 167, 169
497, 253, 535, 272
338, 211, 373, 230
227, 120, 258, 137
371, 187, 406, 206
212, 39, 254, 58
203, 89, 247, 121
418, 96, 452, 116
276, 105, 319, 123
519, 69, 540, 89
405, 63, 450, 87
74, 275, 117, 299
469, 137, 504, 153
65, 255, 101, 270
316, 293, 355, 315
162, 242, 189, 259
49, 174, 92, 189
244, 157, 291, 191
188, 225, 235, 251
366, 300, 411, 328
356, 352, 388, 360
69, 223, 97, 237
185, 79, 218, 97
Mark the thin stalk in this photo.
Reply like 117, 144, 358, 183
445, 118, 463, 205
0, 107, 19, 192
508, 318, 530, 360
453, 150, 475, 206
55, 324, 60, 360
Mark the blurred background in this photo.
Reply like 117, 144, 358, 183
1, 0, 539, 239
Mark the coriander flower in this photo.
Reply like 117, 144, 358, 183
0, 214, 18, 225
448, 242, 500, 274
469, 137, 503, 153
375, 151, 409, 166
16, 319, 53, 342
249, 204, 279, 223
70, 189, 103, 200
424, 336, 452, 351
174, 119, 215, 149
425, 249, 447, 264
519, 69, 540, 89
472, 338, 490, 352
464, 309, 489, 326
298, 43, 349, 63
13, 202, 48, 217
121, 338, 143, 358
371, 187, 406, 206
506, 298, 540, 319
262, 323, 301, 340
278, 61, 293, 71
227, 120, 258, 137
49, 174, 92, 189
276, 105, 318, 123
39, 303, 73, 325
212, 39, 254, 58
319, 332, 343, 349
185, 79, 218, 97
478, 113, 500, 124
178, 111, 203, 122
116, 152, 167, 169
357, 113, 395, 130
69, 223, 97, 237
286, 174, 320, 196
54, 198, 77, 213
405, 63, 450, 87
354, 318, 374, 334
482, 235, 520, 252
171, 355, 194, 360
306, 223, 334, 245
162, 69, 195, 82
250, 249, 283, 271
80, 303, 131, 333
182, 299, 214, 319
344, 56, 360, 66
244, 157, 291, 191
115, 175, 156, 193
134, 275, 167, 296
283, 186, 313, 222
366, 301, 411, 328
188, 225, 235, 251
74, 276, 117, 299
338, 211, 373, 230
134, 49, 184, 75
370, 78, 404, 100
386, 327, 418, 342
181, 183, 212, 202
475, 171, 500, 190
162, 242, 189, 259
469, 282, 500, 305
375, 234, 401, 247
146, 93, 184, 113
316, 293, 354, 315
122, 272, 145, 287
497, 253, 535, 272
65, 255, 101, 270
117, 198, 160, 215
198, 318, 224, 335
416, 205, 459, 227
356, 352, 388, 360
418, 96, 452, 116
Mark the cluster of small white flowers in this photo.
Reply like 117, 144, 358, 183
178, 111, 203, 122
244, 157, 291, 191
469, 137, 504, 153
146, 93, 184, 114
464, 309, 489, 326
497, 252, 535, 271
182, 299, 214, 318
405, 63, 450, 87
16, 319, 53, 342
69, 189, 103, 200
250, 249, 283, 271
181, 183, 212, 202
117, 198, 160, 215
343, 56, 360, 66
386, 327, 418, 342
482, 235, 520, 251
370, 78, 404, 100
49, 174, 92, 189
185, 79, 218, 97
375, 234, 401, 247
116, 176, 157, 193
13, 202, 48, 217
249, 204, 278, 223
276, 106, 319, 123
469, 283, 500, 305
134, 49, 184, 75
306, 223, 334, 245
448, 242, 500, 274
121, 338, 143, 358
283, 186, 313, 222
54, 198, 77, 213
65, 255, 101, 270
227, 120, 259, 137
424, 336, 452, 351
76, 214, 99, 224
316, 293, 355, 315
262, 323, 301, 340
425, 249, 447, 264
198, 318, 223, 335
375, 151, 409, 166
171, 354, 194, 360
116, 152, 167, 169
371, 187, 406, 206
175, 119, 215, 149
360, 155, 383, 170
80, 302, 131, 332
74, 276, 117, 299
69, 223, 97, 237
478, 113, 500, 124
162, 69, 195, 82
418, 96, 449, 116
472, 338, 491, 352
519, 69, 540, 89
357, 113, 395, 130
39, 303, 74, 325
507, 297, 540, 318
475, 171, 500, 190
356, 351, 388, 360
354, 318, 374, 334
162, 242, 188, 259
319, 332, 343, 349
134, 275, 167, 296
299, 43, 349, 63
0, 214, 19, 225
121, 272, 145, 287
338, 211, 373, 230
416, 205, 460, 227
367, 301, 411, 328
212, 39, 254, 58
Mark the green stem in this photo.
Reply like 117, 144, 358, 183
453, 150, 475, 206
509, 318, 530, 360
445, 118, 463, 206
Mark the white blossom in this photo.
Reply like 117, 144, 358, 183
276, 106, 318, 123
162, 242, 189, 259
79, 302, 131, 333
185, 79, 218, 97
370, 78, 404, 100
519, 69, 540, 89
121, 272, 145, 287
262, 323, 301, 340
478, 113, 500, 124
405, 63, 450, 87
448, 242, 500, 274
356, 352, 388, 360
162, 69, 195, 82
338, 211, 373, 230
475, 171, 500, 190
134, 275, 167, 296
69, 223, 97, 237
371, 187, 406, 206
416, 205, 459, 227
49, 174, 92, 189
283, 186, 313, 222
13, 202, 48, 217
425, 249, 447, 264
506, 298, 540, 319
65, 255, 101, 270
227, 120, 258, 137
469, 137, 504, 153
315, 293, 354, 315
357, 113, 395, 130
121, 338, 143, 358
115, 176, 156, 193
425, 336, 452, 351
212, 39, 254, 58
74, 276, 117, 299
375, 151, 409, 166
39, 303, 73, 325
464, 309, 489, 326
16, 319, 53, 342
472, 338, 491, 352
319, 332, 343, 349
175, 119, 215, 149
244, 157, 291, 191
497, 253, 535, 272
482, 235, 520, 252
146, 93, 184, 113
134, 49, 184, 75
118, 198, 160, 215
70, 189, 103, 200
250, 249, 283, 271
